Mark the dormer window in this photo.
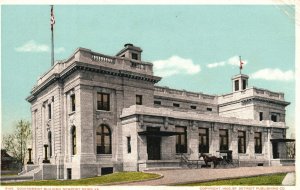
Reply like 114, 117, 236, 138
132, 53, 138, 60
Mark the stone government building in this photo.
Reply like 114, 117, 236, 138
24, 44, 293, 180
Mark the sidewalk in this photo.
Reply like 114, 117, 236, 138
116, 165, 295, 186
282, 172, 295, 186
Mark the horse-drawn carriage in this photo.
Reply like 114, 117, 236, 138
199, 150, 238, 168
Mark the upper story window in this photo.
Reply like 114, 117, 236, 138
175, 126, 187, 153
242, 79, 247, 90
131, 53, 138, 60
48, 104, 52, 119
191, 105, 197, 110
70, 94, 76, 112
271, 113, 279, 122
136, 95, 143, 105
238, 131, 246, 154
173, 103, 180, 108
259, 112, 263, 121
97, 93, 110, 111
207, 107, 212, 111
219, 129, 228, 151
154, 100, 161, 105
234, 80, 239, 91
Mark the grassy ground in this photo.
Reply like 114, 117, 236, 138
176, 173, 287, 186
1, 172, 160, 186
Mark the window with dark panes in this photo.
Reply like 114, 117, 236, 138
127, 136, 131, 153
219, 129, 228, 151
238, 131, 246, 153
136, 95, 142, 105
242, 79, 247, 90
173, 103, 180, 107
96, 125, 112, 154
71, 94, 76, 112
271, 113, 278, 122
48, 131, 52, 157
199, 128, 209, 153
154, 100, 161, 105
259, 112, 263, 121
235, 80, 239, 91
191, 105, 197, 109
71, 126, 76, 155
48, 104, 52, 119
207, 107, 212, 111
132, 53, 138, 60
176, 126, 187, 153
97, 93, 110, 111
255, 132, 262, 154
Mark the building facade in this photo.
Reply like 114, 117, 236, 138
25, 44, 291, 180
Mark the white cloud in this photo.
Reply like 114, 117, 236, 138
15, 40, 49, 52
153, 55, 201, 77
207, 61, 226, 68
15, 40, 65, 54
55, 47, 65, 53
206, 55, 248, 69
251, 68, 294, 81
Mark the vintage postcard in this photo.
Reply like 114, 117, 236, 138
0, 0, 298, 189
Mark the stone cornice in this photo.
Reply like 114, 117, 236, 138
26, 61, 161, 102
218, 96, 290, 107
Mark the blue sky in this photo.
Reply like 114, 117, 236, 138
1, 5, 295, 136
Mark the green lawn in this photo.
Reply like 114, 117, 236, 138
176, 173, 287, 186
2, 172, 160, 186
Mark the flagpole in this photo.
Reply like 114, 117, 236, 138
51, 5, 54, 66
239, 56, 242, 75
51, 24, 54, 66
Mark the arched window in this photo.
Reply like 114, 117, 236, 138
48, 131, 52, 157
96, 125, 111, 154
71, 126, 76, 155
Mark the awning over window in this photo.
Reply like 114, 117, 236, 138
138, 131, 180, 137
270, 139, 295, 143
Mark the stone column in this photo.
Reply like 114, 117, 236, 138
27, 148, 34, 164
42, 144, 50, 163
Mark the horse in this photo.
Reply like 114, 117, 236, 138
199, 153, 222, 168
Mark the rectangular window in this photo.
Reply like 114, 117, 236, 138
219, 129, 228, 151
127, 137, 131, 153
71, 94, 76, 112
238, 131, 246, 154
154, 100, 161, 105
136, 95, 142, 105
173, 103, 180, 107
207, 107, 212, 111
48, 104, 51, 119
132, 53, 138, 60
242, 79, 247, 90
199, 128, 209, 153
254, 132, 262, 154
97, 93, 110, 111
235, 80, 239, 91
191, 105, 197, 109
271, 113, 278, 122
259, 112, 263, 121
176, 126, 187, 153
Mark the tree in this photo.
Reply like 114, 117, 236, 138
2, 120, 31, 166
